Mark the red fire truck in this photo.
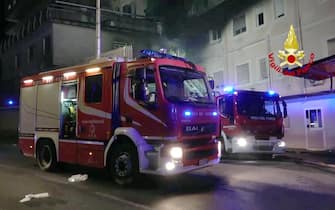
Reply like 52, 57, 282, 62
217, 87, 287, 156
18, 50, 221, 184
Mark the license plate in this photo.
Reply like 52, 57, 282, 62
199, 158, 208, 166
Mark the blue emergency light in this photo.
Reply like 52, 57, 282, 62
184, 111, 191, 117
7, 100, 14, 105
223, 86, 234, 93
268, 90, 276, 96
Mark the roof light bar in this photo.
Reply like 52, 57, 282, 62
23, 79, 33, 84
85, 67, 101, 73
42, 76, 53, 82
63, 72, 76, 78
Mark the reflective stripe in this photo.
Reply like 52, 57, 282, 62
143, 136, 178, 141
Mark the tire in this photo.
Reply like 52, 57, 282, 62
36, 141, 58, 171
108, 143, 139, 185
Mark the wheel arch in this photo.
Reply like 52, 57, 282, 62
104, 127, 150, 170
35, 133, 59, 161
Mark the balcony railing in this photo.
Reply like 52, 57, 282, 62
47, 2, 160, 34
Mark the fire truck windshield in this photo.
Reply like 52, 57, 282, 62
237, 93, 281, 118
159, 65, 214, 104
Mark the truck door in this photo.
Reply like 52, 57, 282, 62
218, 95, 235, 126
120, 65, 168, 137
77, 68, 112, 141
60, 81, 77, 139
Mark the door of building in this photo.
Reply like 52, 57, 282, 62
305, 108, 325, 150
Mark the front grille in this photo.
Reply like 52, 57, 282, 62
253, 145, 274, 151
183, 123, 216, 136
183, 139, 213, 148
184, 148, 217, 161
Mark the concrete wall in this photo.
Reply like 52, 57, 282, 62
284, 93, 335, 151
52, 23, 161, 66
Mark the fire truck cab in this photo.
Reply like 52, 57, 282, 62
217, 88, 287, 156
18, 50, 220, 184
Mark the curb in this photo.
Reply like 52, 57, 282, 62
301, 159, 335, 169
282, 155, 335, 171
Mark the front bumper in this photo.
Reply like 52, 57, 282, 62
140, 139, 221, 176
230, 137, 285, 154
140, 157, 220, 176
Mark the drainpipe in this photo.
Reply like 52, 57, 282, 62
295, 0, 306, 94
96, 0, 101, 59
266, 34, 272, 89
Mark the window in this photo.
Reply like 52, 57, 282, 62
159, 66, 214, 104
27, 46, 34, 64
274, 0, 285, 19
259, 58, 269, 80
257, 12, 264, 26
15, 55, 20, 69
327, 38, 335, 56
209, 29, 222, 42
213, 71, 224, 89
42, 36, 51, 56
85, 75, 102, 103
122, 4, 132, 14
233, 14, 246, 36
130, 68, 156, 104
218, 95, 234, 124
305, 109, 323, 128
236, 63, 250, 84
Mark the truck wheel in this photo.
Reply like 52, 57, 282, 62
36, 141, 57, 171
109, 143, 139, 185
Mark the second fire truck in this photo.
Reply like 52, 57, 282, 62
217, 87, 287, 156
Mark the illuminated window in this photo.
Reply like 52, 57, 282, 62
274, 0, 285, 19
85, 75, 102, 103
233, 14, 247, 36
305, 109, 323, 128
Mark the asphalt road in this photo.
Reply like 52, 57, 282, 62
1, 144, 335, 210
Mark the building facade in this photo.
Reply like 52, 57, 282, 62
186, 0, 335, 150
0, 0, 163, 106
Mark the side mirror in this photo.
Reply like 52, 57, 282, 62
208, 79, 215, 90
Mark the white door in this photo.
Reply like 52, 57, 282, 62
305, 108, 325, 150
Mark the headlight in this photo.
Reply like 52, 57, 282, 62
218, 140, 222, 158
237, 137, 247, 147
165, 161, 175, 171
278, 141, 286, 147
170, 147, 183, 159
